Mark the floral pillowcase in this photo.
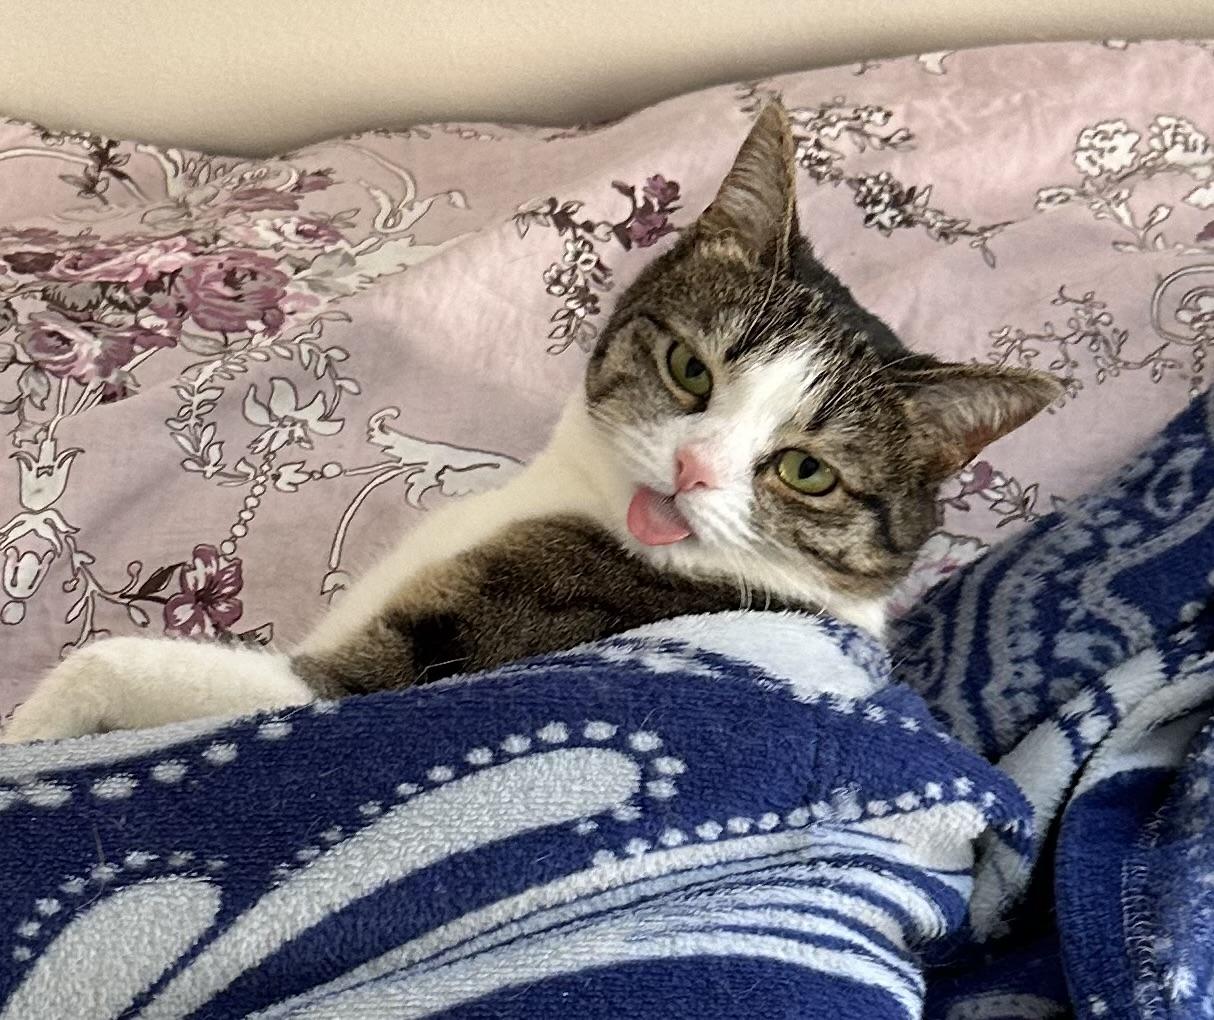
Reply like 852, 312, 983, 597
2, 40, 1213, 713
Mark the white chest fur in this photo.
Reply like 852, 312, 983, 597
299, 397, 634, 655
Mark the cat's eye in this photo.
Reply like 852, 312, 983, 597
776, 450, 838, 496
667, 342, 712, 399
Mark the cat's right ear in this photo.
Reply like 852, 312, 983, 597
697, 101, 799, 268
898, 363, 1064, 481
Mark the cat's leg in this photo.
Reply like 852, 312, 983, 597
1, 637, 314, 744
291, 604, 458, 698
2, 560, 465, 744
291, 556, 482, 698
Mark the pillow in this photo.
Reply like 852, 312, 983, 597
2, 39, 1211, 713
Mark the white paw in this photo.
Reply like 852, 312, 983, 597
2, 642, 123, 744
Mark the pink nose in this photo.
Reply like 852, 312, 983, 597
674, 445, 717, 492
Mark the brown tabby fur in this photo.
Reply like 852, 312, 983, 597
293, 516, 781, 697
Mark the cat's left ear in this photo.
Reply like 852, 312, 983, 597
898, 364, 1063, 481
697, 101, 800, 267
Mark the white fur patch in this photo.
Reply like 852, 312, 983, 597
1, 638, 313, 749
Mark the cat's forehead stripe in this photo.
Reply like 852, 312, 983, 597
720, 287, 831, 362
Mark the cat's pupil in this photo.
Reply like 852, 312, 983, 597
685, 357, 706, 378
798, 457, 819, 479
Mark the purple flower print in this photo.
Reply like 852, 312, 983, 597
4, 251, 59, 275
152, 251, 290, 335
626, 210, 674, 248
48, 235, 197, 287
257, 218, 343, 248
293, 170, 334, 193
164, 544, 244, 637
0, 227, 67, 250
527, 173, 682, 352
642, 175, 680, 206
956, 461, 996, 497
22, 312, 171, 388
223, 170, 332, 213
226, 187, 302, 213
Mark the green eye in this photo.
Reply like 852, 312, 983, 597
776, 450, 838, 496
667, 342, 712, 398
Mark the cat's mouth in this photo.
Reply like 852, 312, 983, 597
626, 485, 693, 546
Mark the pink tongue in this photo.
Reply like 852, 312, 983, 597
627, 486, 692, 546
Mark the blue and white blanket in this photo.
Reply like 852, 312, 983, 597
3, 390, 1214, 1018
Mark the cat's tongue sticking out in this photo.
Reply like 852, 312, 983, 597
626, 486, 692, 546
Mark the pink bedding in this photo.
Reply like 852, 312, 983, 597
2, 40, 1212, 714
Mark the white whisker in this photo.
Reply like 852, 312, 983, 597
816, 349, 924, 422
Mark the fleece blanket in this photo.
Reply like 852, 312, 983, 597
3, 391, 1214, 1017
896, 384, 1214, 1018
0, 613, 1024, 1019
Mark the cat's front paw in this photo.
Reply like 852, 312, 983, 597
1, 642, 123, 744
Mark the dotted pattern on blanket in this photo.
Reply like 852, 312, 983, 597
6, 715, 684, 967
260, 719, 678, 885
0, 728, 251, 813
588, 774, 1025, 869
10, 849, 227, 966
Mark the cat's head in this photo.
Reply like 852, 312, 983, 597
580, 102, 1060, 633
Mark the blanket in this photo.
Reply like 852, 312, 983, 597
3, 394, 1214, 1017
0, 613, 1025, 1018
897, 384, 1214, 1017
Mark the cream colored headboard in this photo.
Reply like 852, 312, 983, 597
2, 0, 1211, 155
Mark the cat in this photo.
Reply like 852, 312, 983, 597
0, 102, 1060, 744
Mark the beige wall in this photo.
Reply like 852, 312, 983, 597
1, 0, 1211, 155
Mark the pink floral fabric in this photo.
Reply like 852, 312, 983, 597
2, 40, 1213, 713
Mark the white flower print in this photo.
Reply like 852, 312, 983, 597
12, 439, 80, 512
1074, 120, 1141, 177
271, 461, 313, 493
562, 237, 599, 273
2, 547, 53, 600
1035, 186, 1077, 210
1185, 183, 1214, 209
852, 172, 915, 233
916, 51, 953, 75
1040, 113, 1214, 255
242, 378, 344, 453
888, 532, 988, 617
1148, 115, 1214, 180
1175, 292, 1214, 334
746, 89, 1006, 264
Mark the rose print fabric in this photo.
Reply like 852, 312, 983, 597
2, 40, 1213, 714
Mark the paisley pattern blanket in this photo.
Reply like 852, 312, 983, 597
2, 391, 1214, 1017
897, 385, 1214, 1017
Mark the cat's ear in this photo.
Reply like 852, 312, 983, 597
698, 101, 799, 266
898, 364, 1063, 480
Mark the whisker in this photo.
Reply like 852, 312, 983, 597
815, 349, 926, 423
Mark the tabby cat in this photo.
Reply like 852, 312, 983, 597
1, 103, 1059, 744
